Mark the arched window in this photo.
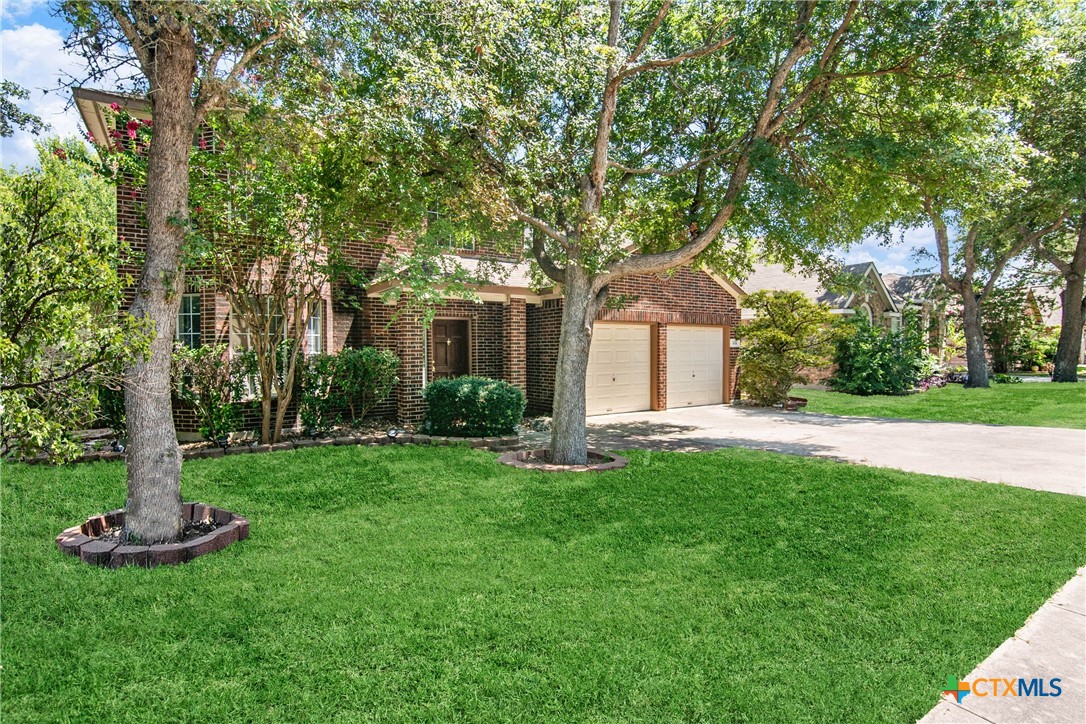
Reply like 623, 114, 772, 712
859, 303, 873, 325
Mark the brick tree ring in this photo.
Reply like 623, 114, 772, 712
497, 449, 628, 472
55, 502, 249, 568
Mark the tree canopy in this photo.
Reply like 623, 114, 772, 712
0, 140, 149, 460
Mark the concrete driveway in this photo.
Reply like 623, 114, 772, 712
525, 405, 1086, 496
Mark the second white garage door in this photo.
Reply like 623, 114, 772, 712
667, 325, 723, 408
586, 323, 651, 415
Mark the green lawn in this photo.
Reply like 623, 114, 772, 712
798, 382, 1086, 429
4, 446, 1084, 722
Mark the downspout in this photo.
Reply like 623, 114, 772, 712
421, 322, 428, 388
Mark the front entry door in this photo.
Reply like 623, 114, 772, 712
433, 319, 469, 378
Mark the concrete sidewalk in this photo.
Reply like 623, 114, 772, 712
919, 567, 1086, 724
524, 405, 1086, 496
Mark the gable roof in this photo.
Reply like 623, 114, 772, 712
741, 260, 898, 313
882, 272, 944, 307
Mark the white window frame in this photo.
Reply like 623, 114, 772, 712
307, 299, 325, 356
859, 302, 873, 325
230, 296, 286, 399
176, 293, 201, 348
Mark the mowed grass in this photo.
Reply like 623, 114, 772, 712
3, 446, 1084, 722
798, 382, 1086, 429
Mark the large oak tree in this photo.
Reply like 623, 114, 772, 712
396, 0, 1022, 463
63, 1, 304, 543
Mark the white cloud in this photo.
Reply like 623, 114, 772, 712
1, 0, 49, 23
1, 22, 86, 168
843, 226, 939, 275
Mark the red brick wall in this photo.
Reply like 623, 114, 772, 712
503, 298, 527, 393
525, 268, 742, 415
526, 299, 563, 415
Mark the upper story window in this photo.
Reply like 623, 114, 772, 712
307, 300, 325, 355
859, 302, 873, 325
176, 293, 201, 348
426, 209, 476, 252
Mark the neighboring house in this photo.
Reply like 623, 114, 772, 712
741, 260, 902, 329
1026, 285, 1086, 365
77, 88, 746, 434
882, 272, 951, 354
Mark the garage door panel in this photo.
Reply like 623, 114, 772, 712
667, 326, 723, 408
586, 323, 651, 416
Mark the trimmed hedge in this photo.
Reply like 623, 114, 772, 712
422, 376, 525, 437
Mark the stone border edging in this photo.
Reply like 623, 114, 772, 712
497, 448, 628, 472
56, 502, 249, 568
29, 432, 523, 465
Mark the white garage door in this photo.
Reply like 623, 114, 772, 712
586, 323, 651, 416
667, 326, 723, 408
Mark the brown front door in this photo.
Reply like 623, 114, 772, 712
433, 319, 469, 378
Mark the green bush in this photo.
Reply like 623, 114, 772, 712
422, 376, 525, 437
299, 347, 400, 434
991, 373, 1024, 384
171, 344, 244, 442
1016, 326, 1059, 370
299, 353, 342, 434
98, 385, 126, 438
736, 290, 843, 406
338, 347, 400, 420
829, 313, 928, 395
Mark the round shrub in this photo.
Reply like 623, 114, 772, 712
423, 376, 525, 437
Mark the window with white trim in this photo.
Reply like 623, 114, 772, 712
176, 293, 201, 348
859, 302, 873, 325
307, 300, 325, 355
890, 316, 901, 333
230, 297, 285, 398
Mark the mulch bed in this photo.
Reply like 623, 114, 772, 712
498, 448, 628, 472
56, 503, 249, 568
96, 518, 220, 545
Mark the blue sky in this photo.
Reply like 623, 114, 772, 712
1, 0, 89, 167
1, 1, 939, 274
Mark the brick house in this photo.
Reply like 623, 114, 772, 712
741, 260, 902, 329
738, 259, 904, 384
77, 88, 745, 435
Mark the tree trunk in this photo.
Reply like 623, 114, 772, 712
124, 31, 198, 544
549, 269, 598, 465
1052, 274, 1084, 382
261, 388, 273, 445
960, 289, 989, 388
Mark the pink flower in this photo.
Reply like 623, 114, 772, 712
52, 147, 67, 159
86, 132, 96, 143
198, 137, 208, 150
141, 118, 152, 126
110, 102, 120, 111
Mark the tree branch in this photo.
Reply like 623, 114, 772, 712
107, 5, 153, 79
607, 139, 742, 177
618, 36, 734, 81
194, 27, 287, 123
628, 1, 671, 63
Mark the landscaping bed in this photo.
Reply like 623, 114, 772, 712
4, 445, 1084, 720
55, 503, 248, 568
